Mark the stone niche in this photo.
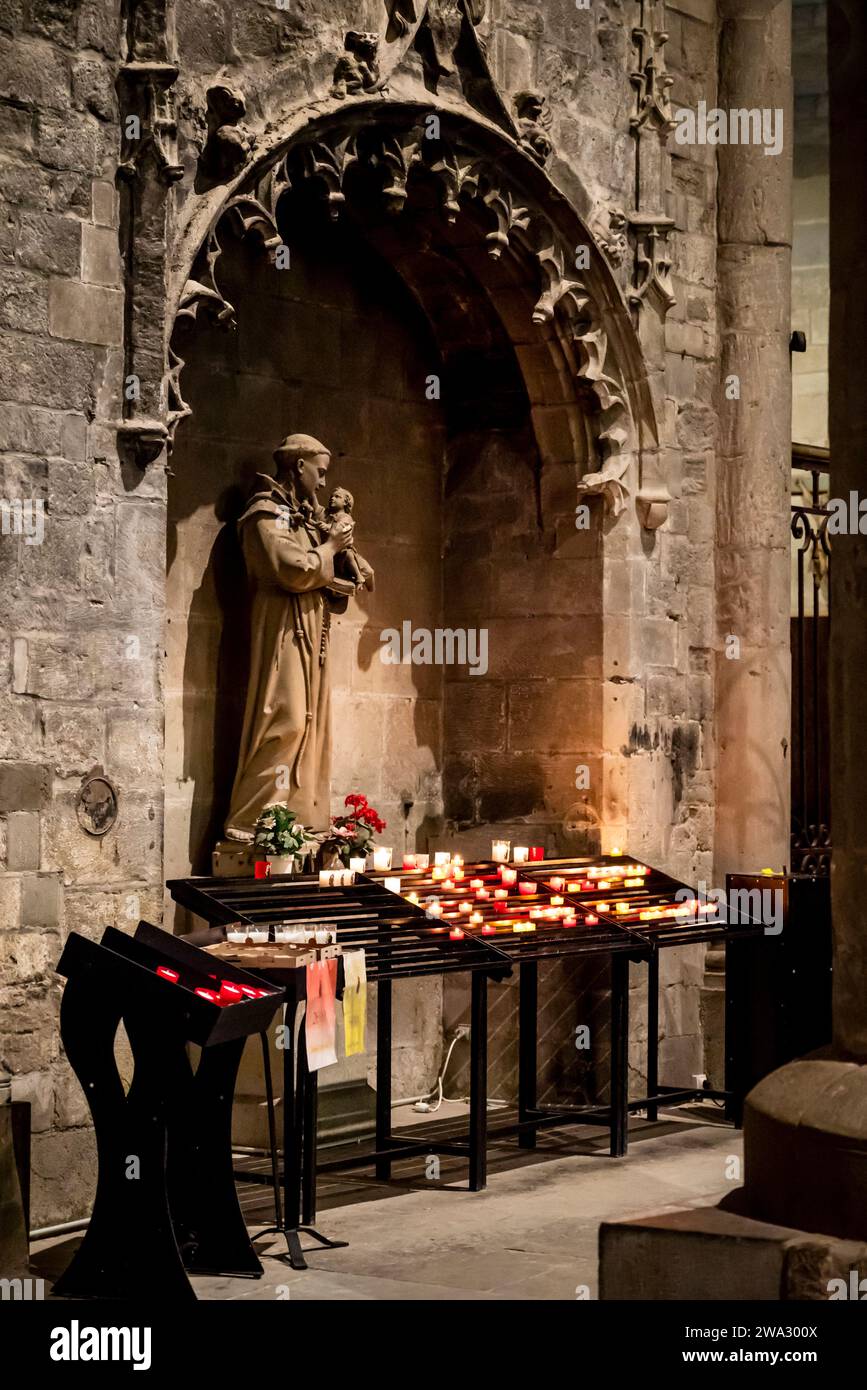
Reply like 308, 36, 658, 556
165, 165, 609, 1131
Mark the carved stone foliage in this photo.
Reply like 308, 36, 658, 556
381, 1, 514, 135
197, 84, 253, 189
630, 0, 676, 137
172, 117, 635, 516
629, 213, 676, 312
590, 205, 629, 269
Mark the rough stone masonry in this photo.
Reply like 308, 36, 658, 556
0, 0, 792, 1225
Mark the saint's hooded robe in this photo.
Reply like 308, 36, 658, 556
225, 474, 341, 841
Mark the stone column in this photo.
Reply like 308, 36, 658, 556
713, 0, 793, 880
828, 0, 867, 1059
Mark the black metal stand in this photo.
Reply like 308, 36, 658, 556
54, 925, 283, 1301
645, 949, 659, 1123
253, 998, 348, 1271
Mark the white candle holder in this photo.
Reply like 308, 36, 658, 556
372, 847, 393, 871
491, 839, 511, 863
384, 876, 402, 895
513, 846, 529, 863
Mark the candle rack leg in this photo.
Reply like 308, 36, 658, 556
518, 962, 538, 1150
646, 951, 660, 1123
469, 972, 488, 1191
609, 955, 630, 1158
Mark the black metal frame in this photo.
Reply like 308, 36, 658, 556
167, 855, 763, 1268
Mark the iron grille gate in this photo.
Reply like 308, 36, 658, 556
790, 444, 831, 874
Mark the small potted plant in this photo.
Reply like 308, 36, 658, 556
318, 793, 386, 867
253, 805, 310, 876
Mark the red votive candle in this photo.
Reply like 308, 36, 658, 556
585, 913, 599, 925
194, 987, 222, 1005
254, 860, 271, 880
156, 966, 179, 983
517, 881, 536, 896
563, 915, 578, 927
482, 923, 497, 935
219, 981, 244, 1004
240, 985, 259, 999
495, 900, 509, 912
403, 854, 418, 869
500, 867, 517, 887
529, 846, 544, 861
449, 927, 465, 940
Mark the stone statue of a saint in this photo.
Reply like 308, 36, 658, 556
223, 434, 373, 845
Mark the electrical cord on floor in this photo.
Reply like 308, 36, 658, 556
410, 1030, 463, 1113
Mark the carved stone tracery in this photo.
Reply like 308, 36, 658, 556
172, 115, 639, 517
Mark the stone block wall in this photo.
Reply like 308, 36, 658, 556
0, 0, 163, 1225
0, 0, 792, 1220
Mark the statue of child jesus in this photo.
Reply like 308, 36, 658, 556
324, 488, 375, 595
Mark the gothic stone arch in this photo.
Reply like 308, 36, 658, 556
154, 101, 672, 532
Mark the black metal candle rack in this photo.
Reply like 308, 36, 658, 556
168, 855, 764, 1269
167, 872, 511, 1267
53, 920, 285, 1301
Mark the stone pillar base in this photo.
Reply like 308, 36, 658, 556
599, 1204, 867, 1300
741, 1058, 867, 1241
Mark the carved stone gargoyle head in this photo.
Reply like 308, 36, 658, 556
197, 84, 252, 186
515, 90, 554, 167
332, 30, 381, 98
